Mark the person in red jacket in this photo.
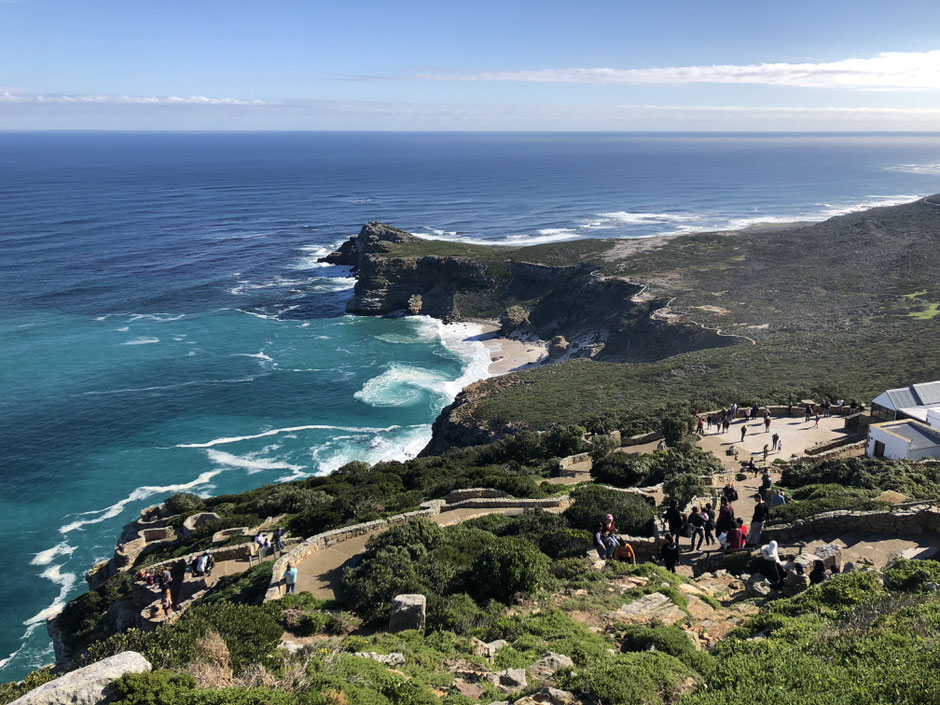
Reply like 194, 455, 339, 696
726, 518, 747, 550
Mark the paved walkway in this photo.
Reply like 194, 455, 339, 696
291, 506, 557, 600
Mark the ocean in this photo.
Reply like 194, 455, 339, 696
2, 131, 940, 678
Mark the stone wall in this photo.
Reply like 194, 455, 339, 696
443, 488, 510, 503
180, 512, 221, 537
558, 452, 593, 472
764, 505, 940, 544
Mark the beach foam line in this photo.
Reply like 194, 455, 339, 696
413, 228, 579, 246
58, 469, 224, 534
174, 423, 418, 448
206, 449, 302, 474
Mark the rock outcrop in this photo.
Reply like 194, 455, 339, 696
388, 594, 426, 632
10, 651, 151, 705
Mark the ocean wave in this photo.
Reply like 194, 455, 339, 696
236, 351, 273, 362
30, 541, 76, 567
312, 276, 355, 292
589, 211, 702, 227
175, 423, 416, 448
310, 424, 433, 476
206, 449, 302, 474
81, 377, 256, 396
58, 469, 224, 534
120, 337, 160, 346
292, 243, 342, 270
128, 313, 186, 322
354, 364, 451, 407
24, 564, 77, 627
413, 228, 578, 246
885, 163, 940, 175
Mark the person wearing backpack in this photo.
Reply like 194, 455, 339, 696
703, 502, 716, 548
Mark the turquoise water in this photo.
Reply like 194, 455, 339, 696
2, 132, 940, 678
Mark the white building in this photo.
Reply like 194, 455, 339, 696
867, 417, 940, 460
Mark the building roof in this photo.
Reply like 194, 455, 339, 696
872, 380, 940, 412
873, 419, 940, 451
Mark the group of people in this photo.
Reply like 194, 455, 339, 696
593, 513, 637, 564
189, 551, 215, 578
699, 402, 773, 437
758, 540, 830, 595
254, 528, 285, 559
136, 566, 176, 615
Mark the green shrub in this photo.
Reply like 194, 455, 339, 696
559, 651, 697, 705
884, 558, 940, 593
111, 670, 297, 705
472, 539, 549, 601
662, 410, 694, 445
564, 485, 656, 536
663, 472, 706, 508
164, 493, 205, 515
0, 667, 56, 705
781, 457, 940, 498
56, 572, 134, 654
768, 483, 885, 524
550, 557, 591, 580
200, 563, 272, 607
541, 425, 587, 458
619, 624, 715, 676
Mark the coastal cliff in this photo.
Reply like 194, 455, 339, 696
322, 222, 737, 362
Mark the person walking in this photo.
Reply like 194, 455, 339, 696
744, 407, 751, 424
703, 502, 716, 547
814, 413, 820, 428
716, 497, 735, 536
748, 496, 769, 546
275, 528, 284, 553
771, 432, 780, 451
660, 533, 680, 573
664, 500, 684, 548
763, 444, 769, 463
740, 425, 747, 443
688, 507, 706, 551
284, 563, 299, 594
764, 415, 771, 433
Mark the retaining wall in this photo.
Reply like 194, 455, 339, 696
763, 505, 940, 544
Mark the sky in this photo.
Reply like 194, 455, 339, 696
2, 0, 940, 131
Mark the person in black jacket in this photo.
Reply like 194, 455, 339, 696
688, 507, 706, 551
722, 482, 739, 503
663, 500, 683, 548
748, 495, 770, 546
660, 533, 680, 573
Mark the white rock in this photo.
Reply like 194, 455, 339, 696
10, 652, 151, 705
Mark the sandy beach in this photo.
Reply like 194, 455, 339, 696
474, 323, 547, 376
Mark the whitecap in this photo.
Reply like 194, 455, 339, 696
236, 351, 273, 362
24, 564, 78, 627
312, 276, 355, 292
354, 364, 451, 407
291, 243, 344, 270
81, 377, 255, 396
58, 469, 224, 534
412, 229, 577, 246
31, 541, 76, 566
128, 313, 186, 322
120, 337, 159, 346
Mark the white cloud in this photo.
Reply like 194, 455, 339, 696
411, 50, 940, 90
0, 91, 265, 105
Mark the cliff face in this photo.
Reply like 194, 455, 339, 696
322, 222, 494, 320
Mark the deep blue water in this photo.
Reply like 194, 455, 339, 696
2, 132, 940, 678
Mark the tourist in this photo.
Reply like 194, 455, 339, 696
771, 432, 780, 451
787, 402, 793, 417
764, 415, 771, 432
275, 527, 284, 553
195, 553, 209, 577
703, 502, 716, 547
805, 404, 812, 421
664, 500, 684, 546
696, 416, 704, 434
731, 402, 738, 420
771, 489, 787, 507
752, 403, 760, 420
660, 533, 680, 573
593, 521, 610, 560
763, 444, 769, 463
613, 542, 637, 564
723, 417, 730, 434
723, 482, 739, 504
809, 559, 829, 585
778, 440, 783, 455
657, 439, 666, 451
814, 413, 820, 428
760, 471, 773, 497
688, 507, 706, 551
782, 564, 810, 597
284, 562, 299, 594
716, 497, 735, 536
744, 407, 751, 424
749, 496, 770, 545
837, 399, 845, 414
740, 425, 747, 443
603, 513, 621, 555
759, 541, 786, 587
726, 518, 747, 550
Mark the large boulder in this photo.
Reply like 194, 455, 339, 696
613, 592, 685, 626
388, 594, 426, 632
513, 687, 586, 705
10, 652, 151, 705
485, 668, 528, 694
528, 653, 574, 680
547, 336, 569, 360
